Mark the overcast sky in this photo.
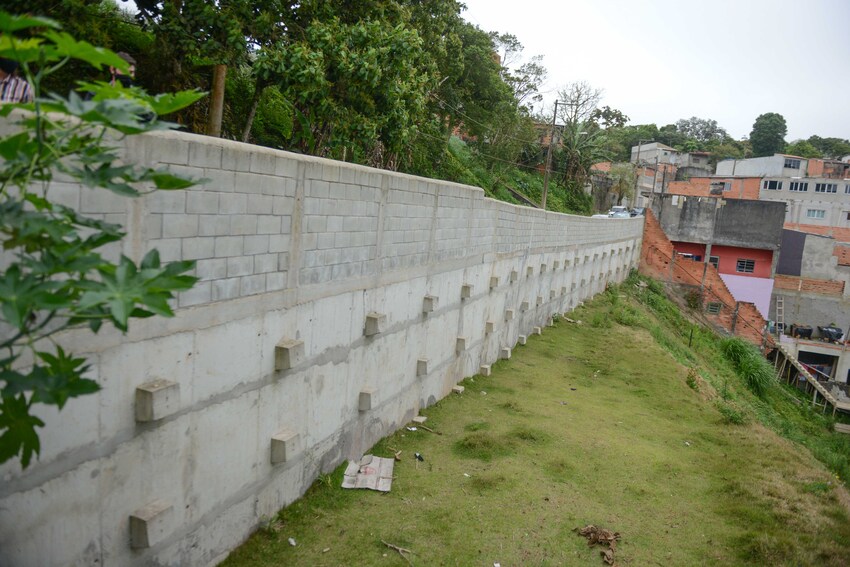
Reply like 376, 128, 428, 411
461, 0, 850, 141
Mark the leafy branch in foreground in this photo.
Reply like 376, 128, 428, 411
0, 11, 205, 468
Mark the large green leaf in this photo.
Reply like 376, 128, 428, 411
0, 394, 44, 469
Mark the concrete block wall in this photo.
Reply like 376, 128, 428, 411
0, 129, 643, 567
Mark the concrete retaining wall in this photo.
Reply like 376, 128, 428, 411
0, 130, 643, 567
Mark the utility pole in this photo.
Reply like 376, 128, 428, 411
633, 139, 654, 208
541, 100, 559, 210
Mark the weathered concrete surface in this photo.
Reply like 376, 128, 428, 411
650, 194, 785, 250
0, 129, 643, 567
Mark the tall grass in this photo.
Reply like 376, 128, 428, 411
720, 337, 774, 398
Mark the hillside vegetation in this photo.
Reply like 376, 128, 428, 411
223, 273, 850, 566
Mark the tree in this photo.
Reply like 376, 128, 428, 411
556, 81, 603, 128
0, 12, 203, 468
806, 135, 850, 159
590, 106, 629, 130
554, 123, 611, 191
785, 140, 822, 158
609, 162, 636, 205
674, 116, 728, 145
749, 112, 787, 157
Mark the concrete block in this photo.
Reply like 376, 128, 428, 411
510, 270, 518, 282
270, 429, 300, 464
518, 335, 527, 345
422, 295, 438, 313
526, 266, 534, 278
485, 320, 495, 334
547, 317, 554, 327
461, 284, 472, 300
359, 389, 376, 412
533, 326, 542, 335
452, 385, 465, 394
480, 364, 492, 377
489, 276, 499, 290
500, 347, 512, 359
364, 312, 386, 336
274, 339, 305, 370
536, 295, 543, 306
134, 379, 180, 422
456, 336, 468, 353
505, 309, 515, 321
129, 499, 173, 549
521, 301, 529, 311
417, 358, 428, 377
412, 415, 427, 424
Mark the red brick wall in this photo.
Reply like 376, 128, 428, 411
773, 274, 845, 295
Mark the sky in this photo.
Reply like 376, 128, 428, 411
461, 0, 850, 141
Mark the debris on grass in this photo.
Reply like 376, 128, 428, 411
381, 540, 414, 565
574, 525, 621, 565
341, 455, 395, 492
288, 537, 297, 547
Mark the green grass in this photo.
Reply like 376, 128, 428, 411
222, 274, 850, 566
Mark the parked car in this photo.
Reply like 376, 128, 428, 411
630, 207, 645, 217
604, 206, 629, 218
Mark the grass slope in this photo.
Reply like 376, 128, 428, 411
223, 275, 850, 566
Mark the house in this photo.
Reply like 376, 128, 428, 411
630, 141, 679, 165
649, 193, 786, 318
675, 151, 714, 179
772, 226, 850, 383
712, 154, 850, 227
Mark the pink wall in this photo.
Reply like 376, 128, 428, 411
714, 245, 773, 278
719, 274, 774, 318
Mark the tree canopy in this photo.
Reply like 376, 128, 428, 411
750, 112, 787, 157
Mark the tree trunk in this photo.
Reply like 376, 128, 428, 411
241, 83, 265, 143
206, 64, 227, 138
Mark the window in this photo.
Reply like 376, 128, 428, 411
736, 258, 755, 273
789, 181, 808, 192
806, 209, 826, 219
709, 256, 719, 268
763, 180, 782, 190
846, 212, 850, 221
706, 302, 722, 314
723, 181, 732, 192
815, 183, 837, 193
784, 158, 801, 169
845, 184, 850, 194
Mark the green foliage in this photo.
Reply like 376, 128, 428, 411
608, 162, 636, 205
784, 139, 822, 158
0, 12, 202, 468
749, 112, 787, 157
720, 338, 774, 398
716, 400, 748, 425
806, 135, 850, 160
